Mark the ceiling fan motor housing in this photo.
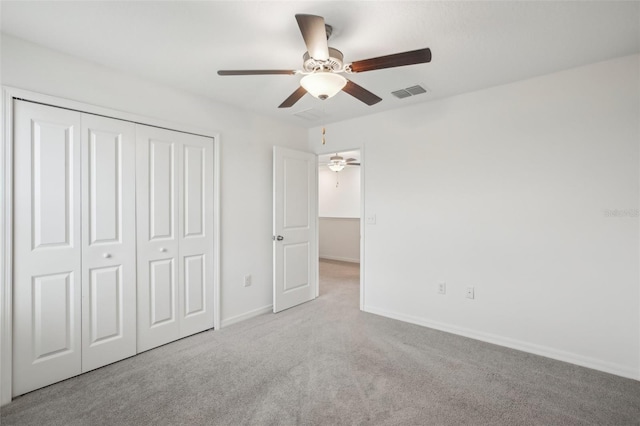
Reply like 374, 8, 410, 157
303, 47, 344, 72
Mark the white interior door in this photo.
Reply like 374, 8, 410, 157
81, 114, 136, 372
13, 101, 82, 396
136, 125, 214, 352
273, 146, 317, 313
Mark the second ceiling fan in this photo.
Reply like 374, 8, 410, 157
217, 14, 432, 108
323, 154, 360, 172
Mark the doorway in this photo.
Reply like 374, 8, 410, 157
317, 149, 363, 308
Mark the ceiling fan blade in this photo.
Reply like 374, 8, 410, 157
295, 14, 329, 61
342, 80, 382, 106
218, 70, 296, 76
349, 48, 431, 73
347, 162, 361, 166
278, 86, 308, 108
345, 158, 357, 162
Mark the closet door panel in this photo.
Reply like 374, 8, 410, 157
179, 135, 214, 337
149, 258, 176, 325
149, 140, 175, 240
13, 101, 82, 396
81, 114, 136, 372
184, 254, 205, 317
136, 125, 180, 352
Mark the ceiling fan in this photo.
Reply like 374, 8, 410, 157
217, 14, 432, 108
324, 154, 359, 172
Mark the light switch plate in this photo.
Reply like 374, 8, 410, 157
466, 286, 474, 299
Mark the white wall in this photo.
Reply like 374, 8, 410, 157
319, 218, 360, 263
0, 35, 307, 328
318, 166, 360, 218
318, 165, 360, 262
308, 54, 640, 380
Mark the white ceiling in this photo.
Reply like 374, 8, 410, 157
2, 1, 638, 128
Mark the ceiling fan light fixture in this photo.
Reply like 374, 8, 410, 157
301, 72, 347, 100
328, 154, 346, 172
328, 161, 345, 172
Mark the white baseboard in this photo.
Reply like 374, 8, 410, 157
220, 304, 272, 328
319, 255, 360, 264
364, 305, 639, 381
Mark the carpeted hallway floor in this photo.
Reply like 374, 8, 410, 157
2, 259, 640, 425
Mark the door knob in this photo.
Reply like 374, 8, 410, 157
159, 247, 167, 252
103, 253, 111, 259
276, 235, 284, 241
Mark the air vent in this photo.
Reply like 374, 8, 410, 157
391, 89, 412, 99
293, 108, 327, 121
391, 84, 428, 99
406, 85, 427, 95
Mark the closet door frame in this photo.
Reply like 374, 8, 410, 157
0, 87, 221, 405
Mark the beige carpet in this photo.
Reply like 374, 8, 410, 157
2, 259, 639, 425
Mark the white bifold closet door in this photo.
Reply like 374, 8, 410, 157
80, 114, 137, 372
13, 102, 83, 396
136, 125, 214, 353
13, 101, 137, 396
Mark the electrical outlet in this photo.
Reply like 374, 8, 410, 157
244, 274, 252, 287
466, 286, 474, 299
437, 282, 446, 295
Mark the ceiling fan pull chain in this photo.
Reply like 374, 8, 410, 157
322, 126, 326, 145
336, 171, 339, 188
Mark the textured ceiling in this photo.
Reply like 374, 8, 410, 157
1, 1, 638, 128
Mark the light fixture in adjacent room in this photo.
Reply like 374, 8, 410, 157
301, 72, 347, 100
327, 154, 346, 172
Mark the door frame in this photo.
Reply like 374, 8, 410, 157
0, 86, 221, 405
315, 146, 365, 310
